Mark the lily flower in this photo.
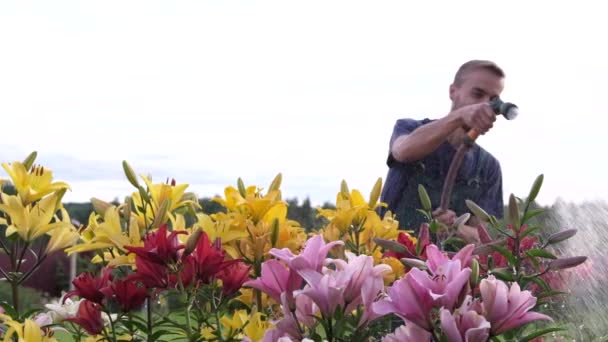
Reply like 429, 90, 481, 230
44, 209, 79, 254
64, 267, 113, 304
0, 193, 71, 242
480, 276, 552, 335
0, 315, 57, 342
440, 296, 491, 342
381, 323, 432, 342
64, 300, 104, 335
270, 234, 344, 273
2, 161, 70, 205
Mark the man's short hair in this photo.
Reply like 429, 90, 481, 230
453, 60, 505, 86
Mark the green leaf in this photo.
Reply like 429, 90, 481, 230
522, 209, 544, 223
443, 237, 466, 250
496, 227, 515, 239
490, 244, 517, 266
0, 301, 17, 319
528, 275, 552, 292
527, 174, 544, 204
526, 249, 557, 259
429, 221, 439, 234
416, 209, 431, 221
490, 267, 514, 282
520, 326, 566, 342
537, 290, 568, 299
520, 225, 540, 239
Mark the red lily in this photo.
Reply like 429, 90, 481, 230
125, 224, 186, 266
65, 267, 113, 304
127, 256, 171, 289
101, 279, 148, 312
65, 300, 104, 335
216, 260, 251, 296
186, 231, 227, 284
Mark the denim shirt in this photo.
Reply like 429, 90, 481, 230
380, 118, 504, 231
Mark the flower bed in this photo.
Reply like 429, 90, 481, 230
0, 152, 587, 341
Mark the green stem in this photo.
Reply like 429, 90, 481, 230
254, 258, 263, 311
11, 281, 19, 317
212, 286, 225, 342
177, 276, 193, 339
17, 254, 47, 285
105, 309, 117, 341
15, 241, 30, 273
147, 297, 153, 342
327, 316, 333, 342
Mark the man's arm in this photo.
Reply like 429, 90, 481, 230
391, 103, 496, 163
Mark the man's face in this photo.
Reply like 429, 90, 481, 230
449, 68, 504, 110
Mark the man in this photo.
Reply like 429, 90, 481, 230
380, 60, 505, 244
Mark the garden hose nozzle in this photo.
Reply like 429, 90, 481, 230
465, 96, 519, 144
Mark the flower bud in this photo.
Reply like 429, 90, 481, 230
528, 174, 544, 203
122, 161, 140, 188
368, 177, 383, 208
340, 180, 350, 199
268, 173, 282, 192
183, 227, 203, 257
373, 238, 411, 255
270, 218, 280, 247
418, 185, 432, 212
152, 199, 172, 229
237, 178, 247, 198
547, 229, 577, 245
508, 194, 521, 232
548, 256, 587, 271
466, 200, 491, 223
91, 197, 112, 215
400, 257, 427, 270
22, 151, 38, 170
470, 259, 480, 287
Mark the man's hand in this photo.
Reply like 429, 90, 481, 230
453, 103, 496, 135
433, 208, 481, 245
432, 208, 456, 227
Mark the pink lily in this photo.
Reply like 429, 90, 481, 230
426, 243, 475, 273
270, 235, 344, 273
411, 244, 473, 311
382, 323, 432, 341
373, 276, 434, 330
480, 276, 553, 335
243, 259, 302, 303
440, 296, 490, 342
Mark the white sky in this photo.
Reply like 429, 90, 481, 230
1, 1, 606, 207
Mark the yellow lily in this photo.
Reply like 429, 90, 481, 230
65, 206, 143, 266
234, 203, 305, 262
243, 311, 273, 342
1, 161, 70, 205
359, 211, 400, 253
131, 175, 199, 228
0, 315, 57, 342
44, 209, 80, 254
198, 213, 248, 259
212, 177, 285, 224
219, 309, 249, 336
0, 193, 71, 242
